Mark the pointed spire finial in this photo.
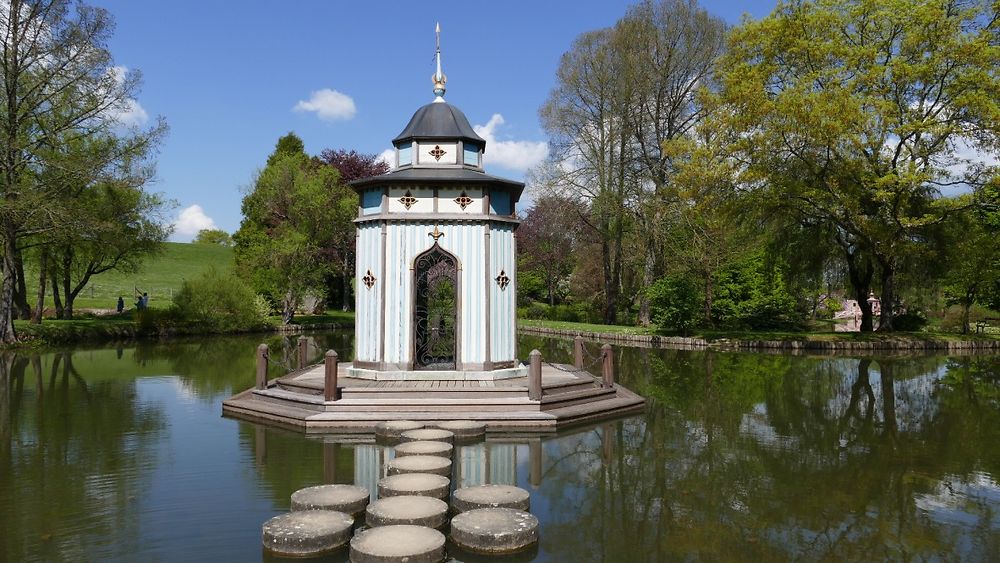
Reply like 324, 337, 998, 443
432, 22, 447, 102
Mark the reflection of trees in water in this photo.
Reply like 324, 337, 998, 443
131, 332, 355, 400
533, 349, 1000, 561
0, 350, 164, 561
237, 425, 355, 508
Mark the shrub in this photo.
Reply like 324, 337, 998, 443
711, 253, 806, 331
172, 268, 270, 332
817, 297, 843, 320
648, 275, 702, 334
892, 310, 928, 332
524, 302, 548, 320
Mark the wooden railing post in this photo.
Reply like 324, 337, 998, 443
574, 335, 584, 369
601, 344, 614, 389
528, 349, 542, 401
256, 343, 268, 390
298, 335, 309, 369
324, 349, 339, 402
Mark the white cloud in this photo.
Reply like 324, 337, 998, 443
376, 148, 395, 170
173, 204, 216, 241
107, 66, 148, 126
473, 114, 548, 172
293, 88, 357, 121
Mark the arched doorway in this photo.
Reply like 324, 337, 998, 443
413, 243, 458, 369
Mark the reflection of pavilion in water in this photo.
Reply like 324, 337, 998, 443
251, 427, 547, 501
354, 442, 518, 501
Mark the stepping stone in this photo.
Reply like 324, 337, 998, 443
450, 508, 539, 554
350, 525, 445, 563
376, 420, 425, 443
290, 484, 370, 517
399, 428, 454, 445
452, 485, 530, 513
395, 440, 453, 459
386, 455, 452, 477
366, 495, 449, 529
432, 420, 486, 442
378, 473, 451, 501
261, 510, 353, 557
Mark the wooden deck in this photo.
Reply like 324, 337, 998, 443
222, 362, 646, 434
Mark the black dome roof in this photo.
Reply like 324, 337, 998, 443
393, 102, 485, 147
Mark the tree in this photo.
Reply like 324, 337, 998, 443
194, 229, 233, 247
613, 0, 727, 325
540, 1, 727, 326
941, 204, 1000, 333
318, 148, 389, 183
47, 184, 169, 319
31, 126, 169, 319
317, 148, 389, 309
540, 29, 635, 324
709, 0, 1000, 331
234, 133, 350, 324
517, 196, 585, 306
0, 0, 165, 341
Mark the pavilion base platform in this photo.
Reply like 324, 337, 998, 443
222, 362, 645, 434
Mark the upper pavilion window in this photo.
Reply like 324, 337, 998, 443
463, 144, 480, 167
398, 142, 413, 166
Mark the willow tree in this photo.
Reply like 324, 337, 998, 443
710, 0, 1000, 331
0, 0, 158, 341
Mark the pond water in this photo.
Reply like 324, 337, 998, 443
2, 332, 999, 562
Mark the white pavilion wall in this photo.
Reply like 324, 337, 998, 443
490, 224, 517, 364
382, 221, 487, 367
355, 222, 382, 362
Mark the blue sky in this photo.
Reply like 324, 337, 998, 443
91, 1, 778, 241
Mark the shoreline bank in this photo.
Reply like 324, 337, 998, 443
518, 325, 1000, 352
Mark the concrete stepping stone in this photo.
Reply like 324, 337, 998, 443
399, 428, 454, 445
386, 455, 452, 477
350, 524, 445, 563
376, 420, 425, 443
432, 420, 486, 442
395, 440, 453, 459
378, 473, 451, 501
261, 510, 353, 557
366, 495, 449, 529
452, 485, 530, 513
450, 508, 539, 554
290, 484, 369, 517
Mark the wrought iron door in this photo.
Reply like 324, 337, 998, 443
413, 244, 457, 369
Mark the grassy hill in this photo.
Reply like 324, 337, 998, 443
28, 242, 235, 312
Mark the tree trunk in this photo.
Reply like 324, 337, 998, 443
282, 290, 297, 325
601, 227, 615, 325
0, 233, 19, 344
704, 275, 714, 326
61, 253, 73, 320
341, 258, 351, 312
961, 285, 977, 335
637, 238, 655, 327
12, 246, 30, 320
877, 264, 895, 332
844, 248, 875, 332
31, 248, 46, 324
51, 269, 63, 319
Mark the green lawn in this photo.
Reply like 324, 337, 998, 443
27, 242, 235, 311
518, 319, 659, 336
